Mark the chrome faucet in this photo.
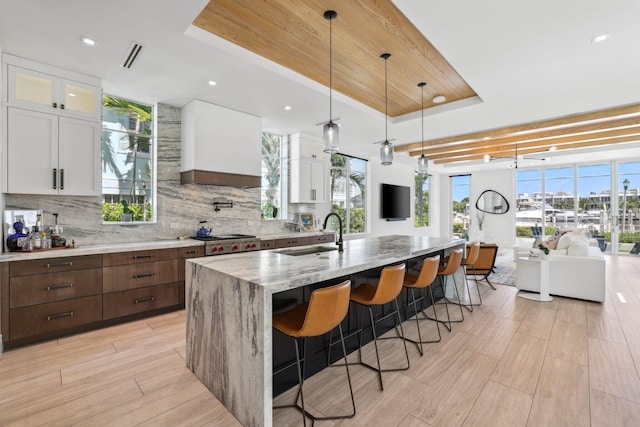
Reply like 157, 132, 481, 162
322, 212, 344, 252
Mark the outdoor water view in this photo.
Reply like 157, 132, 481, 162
515, 162, 640, 253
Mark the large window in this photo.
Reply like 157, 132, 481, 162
329, 153, 367, 234
261, 132, 287, 219
414, 174, 429, 227
101, 96, 154, 222
619, 161, 640, 235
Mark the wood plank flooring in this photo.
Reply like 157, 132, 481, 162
1, 255, 639, 426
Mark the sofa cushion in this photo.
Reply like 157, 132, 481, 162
545, 227, 564, 249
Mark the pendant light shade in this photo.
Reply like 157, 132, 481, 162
380, 53, 393, 165
323, 10, 339, 154
417, 82, 428, 177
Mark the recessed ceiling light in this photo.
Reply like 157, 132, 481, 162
548, 145, 557, 152
68, 93, 77, 97
283, 105, 292, 110
208, 80, 217, 86
432, 95, 446, 104
81, 36, 96, 46
592, 33, 610, 44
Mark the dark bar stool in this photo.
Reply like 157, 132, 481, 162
402, 255, 441, 356
347, 263, 410, 391
426, 248, 464, 332
273, 280, 355, 426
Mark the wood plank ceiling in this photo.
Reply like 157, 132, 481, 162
193, 0, 477, 118
395, 102, 640, 165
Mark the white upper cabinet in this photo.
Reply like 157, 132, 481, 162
290, 133, 326, 161
4, 55, 102, 122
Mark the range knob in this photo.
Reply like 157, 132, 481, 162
212, 247, 218, 252
219, 246, 225, 252
245, 244, 251, 250
232, 245, 239, 251
251, 243, 257, 248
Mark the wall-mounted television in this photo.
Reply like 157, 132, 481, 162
381, 183, 410, 221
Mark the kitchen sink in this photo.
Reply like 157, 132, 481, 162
277, 246, 338, 256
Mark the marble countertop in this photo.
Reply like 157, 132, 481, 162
0, 239, 204, 262
258, 231, 334, 239
188, 235, 465, 294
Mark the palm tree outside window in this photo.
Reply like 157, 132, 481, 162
330, 153, 367, 234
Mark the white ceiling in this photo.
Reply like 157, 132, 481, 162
1, 0, 639, 172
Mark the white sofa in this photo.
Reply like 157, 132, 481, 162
515, 230, 606, 302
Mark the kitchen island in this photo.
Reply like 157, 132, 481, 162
185, 235, 464, 427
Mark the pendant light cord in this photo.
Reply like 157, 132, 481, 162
384, 55, 388, 141
421, 84, 424, 153
329, 15, 333, 122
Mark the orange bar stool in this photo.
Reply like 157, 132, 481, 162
461, 242, 481, 309
349, 263, 410, 391
426, 248, 464, 332
402, 255, 441, 356
272, 280, 355, 426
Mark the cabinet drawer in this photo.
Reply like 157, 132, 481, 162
10, 295, 102, 340
103, 283, 181, 320
309, 234, 335, 244
103, 260, 179, 293
10, 268, 102, 308
10, 255, 102, 277
260, 239, 275, 250
275, 237, 311, 248
103, 248, 178, 267
179, 246, 205, 258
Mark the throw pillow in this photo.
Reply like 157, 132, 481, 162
567, 238, 589, 257
545, 227, 563, 249
556, 233, 574, 250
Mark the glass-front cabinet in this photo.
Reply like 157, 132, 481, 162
7, 65, 101, 121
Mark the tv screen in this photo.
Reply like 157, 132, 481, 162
381, 183, 410, 220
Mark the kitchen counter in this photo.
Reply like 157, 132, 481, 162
0, 239, 203, 262
185, 235, 464, 427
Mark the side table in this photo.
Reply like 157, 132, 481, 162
517, 257, 553, 302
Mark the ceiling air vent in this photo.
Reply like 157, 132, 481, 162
122, 42, 143, 69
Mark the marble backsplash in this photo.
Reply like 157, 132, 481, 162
4, 104, 280, 246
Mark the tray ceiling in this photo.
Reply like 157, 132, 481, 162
193, 0, 477, 118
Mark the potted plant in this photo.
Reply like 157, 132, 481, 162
121, 200, 133, 222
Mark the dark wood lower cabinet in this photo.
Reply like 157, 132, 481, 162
9, 295, 103, 341
103, 282, 181, 320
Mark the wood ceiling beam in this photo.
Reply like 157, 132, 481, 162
409, 125, 640, 158
396, 102, 640, 152
432, 135, 640, 164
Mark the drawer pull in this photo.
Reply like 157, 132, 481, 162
46, 283, 74, 291
46, 261, 73, 268
185, 250, 197, 254
47, 311, 74, 321
134, 273, 156, 279
133, 255, 154, 260
135, 296, 155, 304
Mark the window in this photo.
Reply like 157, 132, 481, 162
329, 153, 367, 234
101, 96, 154, 222
414, 174, 429, 227
451, 175, 470, 237
261, 132, 287, 219
619, 161, 640, 234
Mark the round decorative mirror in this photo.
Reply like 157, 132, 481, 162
476, 189, 510, 214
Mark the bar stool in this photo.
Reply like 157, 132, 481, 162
402, 255, 441, 356
426, 248, 464, 332
272, 280, 355, 426
349, 263, 409, 391
461, 242, 481, 309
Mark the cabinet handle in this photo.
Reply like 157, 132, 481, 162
133, 255, 154, 259
185, 250, 197, 255
60, 169, 64, 190
46, 261, 73, 268
47, 311, 74, 321
135, 296, 155, 304
60, 103, 65, 110
46, 283, 74, 291
52, 102, 57, 108
134, 273, 155, 279
53, 168, 57, 189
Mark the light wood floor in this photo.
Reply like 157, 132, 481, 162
1, 255, 639, 426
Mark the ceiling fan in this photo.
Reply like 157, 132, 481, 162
483, 143, 553, 169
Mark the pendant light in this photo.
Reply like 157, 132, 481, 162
417, 82, 428, 176
380, 53, 393, 165
322, 10, 339, 154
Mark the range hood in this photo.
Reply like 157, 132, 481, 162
181, 100, 262, 188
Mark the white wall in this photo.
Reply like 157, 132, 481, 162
468, 169, 515, 249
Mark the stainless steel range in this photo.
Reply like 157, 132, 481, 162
192, 234, 260, 256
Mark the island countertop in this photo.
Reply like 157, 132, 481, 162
186, 234, 464, 294
185, 235, 465, 427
